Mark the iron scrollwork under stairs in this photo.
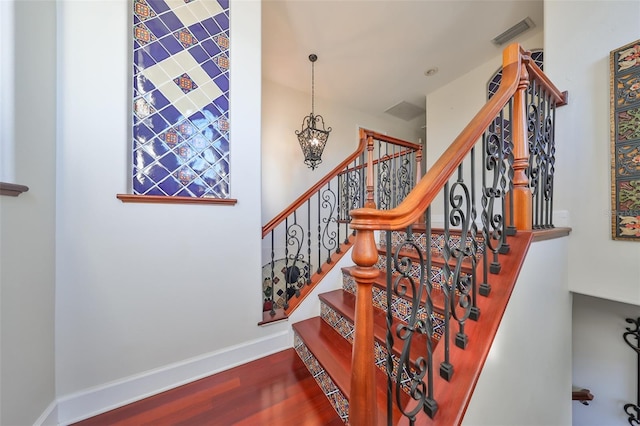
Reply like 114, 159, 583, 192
624, 317, 640, 425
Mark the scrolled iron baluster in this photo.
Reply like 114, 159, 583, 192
440, 183, 454, 381
378, 155, 392, 210
320, 182, 338, 263
306, 199, 312, 284
396, 156, 412, 208
469, 147, 481, 321
284, 213, 305, 309
542, 91, 556, 228
481, 117, 506, 276
505, 98, 517, 237
448, 165, 474, 348
623, 317, 640, 425
387, 225, 438, 420
267, 230, 276, 316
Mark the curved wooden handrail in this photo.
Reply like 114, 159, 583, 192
362, 129, 423, 151
262, 130, 422, 237
349, 44, 523, 232
521, 46, 568, 106
262, 134, 368, 237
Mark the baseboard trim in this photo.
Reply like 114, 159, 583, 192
57, 330, 291, 425
34, 400, 58, 426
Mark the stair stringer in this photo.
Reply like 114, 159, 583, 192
461, 235, 572, 425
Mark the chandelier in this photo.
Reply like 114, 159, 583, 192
295, 54, 331, 170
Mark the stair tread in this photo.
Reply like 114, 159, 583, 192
319, 289, 438, 360
292, 316, 406, 424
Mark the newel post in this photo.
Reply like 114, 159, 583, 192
510, 51, 533, 230
349, 228, 379, 425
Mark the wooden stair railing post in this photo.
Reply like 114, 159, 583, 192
349, 228, 379, 425
365, 133, 376, 208
510, 48, 533, 231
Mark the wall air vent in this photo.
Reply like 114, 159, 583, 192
492, 17, 535, 46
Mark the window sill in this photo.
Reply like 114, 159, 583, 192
116, 194, 237, 205
0, 182, 29, 197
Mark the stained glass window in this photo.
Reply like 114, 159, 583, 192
487, 50, 543, 99
131, 0, 230, 198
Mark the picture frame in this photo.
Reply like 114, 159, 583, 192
610, 38, 640, 240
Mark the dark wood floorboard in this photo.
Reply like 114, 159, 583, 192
72, 348, 344, 426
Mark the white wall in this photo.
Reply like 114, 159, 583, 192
262, 79, 423, 223
0, 1, 57, 424
545, 1, 640, 304
572, 293, 640, 425
54, 1, 292, 423
463, 237, 573, 426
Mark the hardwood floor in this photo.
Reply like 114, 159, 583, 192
72, 348, 343, 426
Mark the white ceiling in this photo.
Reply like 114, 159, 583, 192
262, 0, 543, 119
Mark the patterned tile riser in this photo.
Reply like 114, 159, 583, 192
376, 255, 469, 296
321, 303, 425, 395
341, 274, 445, 341
379, 230, 485, 260
294, 334, 349, 423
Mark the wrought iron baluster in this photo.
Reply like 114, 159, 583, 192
480, 130, 492, 297
321, 181, 338, 263
481, 113, 507, 277
388, 224, 438, 420
360, 152, 365, 217
544, 90, 556, 228
528, 78, 543, 229
396, 150, 412, 207
284, 217, 290, 309
307, 199, 312, 284
506, 98, 517, 236
498, 107, 510, 256
337, 171, 342, 247
440, 182, 454, 381
268, 230, 276, 316
448, 164, 473, 349
623, 317, 640, 425
284, 212, 305, 309
317, 191, 322, 274
385, 230, 394, 425
392, 143, 398, 208
469, 147, 480, 321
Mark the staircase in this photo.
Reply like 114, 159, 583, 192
262, 43, 568, 425
291, 224, 536, 424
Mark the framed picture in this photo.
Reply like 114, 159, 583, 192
610, 39, 640, 240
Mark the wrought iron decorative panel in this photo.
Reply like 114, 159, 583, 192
611, 39, 640, 240
132, 0, 230, 198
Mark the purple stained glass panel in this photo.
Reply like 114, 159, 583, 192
131, 0, 230, 198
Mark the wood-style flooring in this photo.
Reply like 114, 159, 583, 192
72, 348, 343, 426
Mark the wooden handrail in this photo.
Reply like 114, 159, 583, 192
521, 46, 568, 107
348, 42, 568, 425
361, 129, 423, 151
349, 44, 522, 233
262, 130, 422, 237
262, 134, 367, 237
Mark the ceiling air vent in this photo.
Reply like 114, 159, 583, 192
492, 17, 535, 46
384, 101, 425, 121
